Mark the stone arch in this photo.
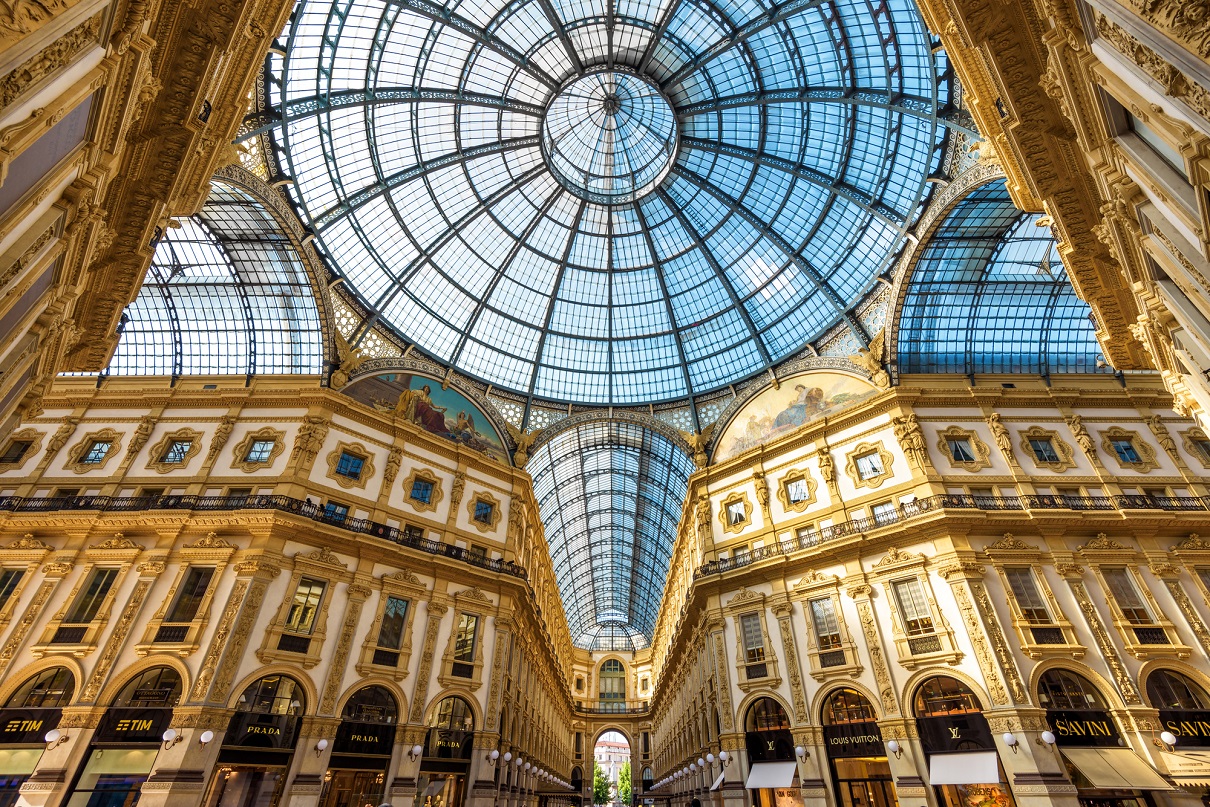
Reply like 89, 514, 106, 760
93, 655, 191, 707
0, 657, 85, 707
812, 681, 883, 724
735, 690, 795, 730
1137, 658, 1210, 709
1028, 658, 1127, 711
225, 665, 318, 714
424, 689, 481, 730
899, 666, 994, 717
334, 677, 407, 720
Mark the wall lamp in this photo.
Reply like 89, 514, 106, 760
886, 740, 902, 759
315, 739, 329, 757
1001, 733, 1018, 753
795, 745, 810, 761
718, 750, 731, 767
199, 730, 215, 747
486, 749, 501, 765
408, 744, 424, 761
1037, 730, 1056, 747
162, 729, 184, 750
44, 729, 68, 750
1156, 731, 1178, 752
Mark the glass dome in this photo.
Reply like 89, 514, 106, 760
267, 0, 950, 404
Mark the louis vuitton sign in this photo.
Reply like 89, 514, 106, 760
915, 713, 995, 754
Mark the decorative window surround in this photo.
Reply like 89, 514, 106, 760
0, 535, 51, 636
937, 426, 992, 472
0, 428, 44, 471
869, 546, 962, 668
134, 532, 236, 657
1099, 427, 1160, 472
1019, 426, 1076, 472
776, 469, 818, 513
437, 587, 493, 689
719, 491, 753, 534
356, 568, 426, 680
724, 588, 781, 691
982, 534, 1083, 659
231, 427, 286, 472
791, 571, 862, 681
402, 467, 444, 514
1180, 429, 1210, 469
257, 547, 349, 669
65, 429, 123, 473
145, 428, 203, 473
845, 441, 895, 490
324, 441, 376, 489
467, 491, 502, 533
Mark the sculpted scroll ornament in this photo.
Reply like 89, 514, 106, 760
1164, 582, 1210, 659
0, 581, 53, 679
712, 632, 734, 730
854, 599, 898, 714
211, 580, 267, 704
1069, 581, 1141, 705
320, 599, 365, 714
409, 605, 448, 723
190, 579, 249, 701
775, 614, 808, 723
83, 580, 150, 701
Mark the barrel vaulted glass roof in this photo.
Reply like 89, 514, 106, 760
262, 0, 952, 405
108, 183, 324, 378
527, 422, 694, 650
896, 179, 1104, 375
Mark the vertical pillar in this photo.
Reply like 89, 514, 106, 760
17, 706, 101, 807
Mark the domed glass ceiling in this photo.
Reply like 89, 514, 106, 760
266, 0, 950, 404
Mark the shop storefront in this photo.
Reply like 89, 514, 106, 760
822, 688, 895, 807
204, 674, 306, 807
0, 667, 71, 805
743, 698, 800, 807
1038, 669, 1171, 807
64, 666, 181, 806
912, 676, 1014, 807
320, 685, 398, 807
417, 695, 475, 807
1146, 669, 1210, 791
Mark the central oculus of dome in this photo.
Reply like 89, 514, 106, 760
541, 70, 678, 204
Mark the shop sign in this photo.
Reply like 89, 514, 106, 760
0, 708, 61, 744
915, 714, 995, 754
1157, 711, 1210, 747
822, 722, 884, 759
745, 729, 794, 763
335, 720, 395, 756
95, 708, 172, 743
1044, 710, 1120, 747
224, 712, 301, 750
425, 728, 473, 760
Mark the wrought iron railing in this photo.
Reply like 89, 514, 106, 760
0, 494, 526, 579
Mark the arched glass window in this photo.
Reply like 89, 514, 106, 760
234, 675, 305, 715
111, 667, 182, 708
1147, 670, 1210, 710
599, 659, 626, 702
823, 688, 878, 725
431, 696, 474, 731
571, 767, 583, 788
1037, 670, 1108, 711
913, 677, 982, 716
745, 698, 790, 732
6, 668, 75, 708
342, 686, 399, 723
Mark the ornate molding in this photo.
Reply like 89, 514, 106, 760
844, 441, 895, 490
324, 441, 376, 489
775, 468, 818, 513
401, 467, 443, 513
935, 425, 991, 471
718, 490, 753, 535
1068, 580, 1141, 705
985, 533, 1038, 552
64, 428, 123, 473
145, 428, 203, 473
1098, 427, 1159, 473
230, 427, 285, 472
1018, 426, 1076, 472
466, 490, 502, 532
0, 13, 101, 115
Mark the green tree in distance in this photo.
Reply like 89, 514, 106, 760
618, 761, 632, 806
593, 762, 611, 806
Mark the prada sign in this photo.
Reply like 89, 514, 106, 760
823, 722, 884, 759
96, 708, 172, 744
0, 708, 61, 745
915, 714, 995, 754
425, 728, 473, 760
1045, 710, 1120, 747
224, 713, 302, 750
745, 729, 794, 763
1157, 711, 1210, 747
335, 720, 395, 757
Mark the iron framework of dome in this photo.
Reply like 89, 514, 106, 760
258, 0, 955, 406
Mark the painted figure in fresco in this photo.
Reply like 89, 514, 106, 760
413, 385, 449, 433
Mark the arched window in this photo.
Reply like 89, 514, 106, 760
599, 659, 626, 702
1037, 669, 1108, 711
571, 767, 583, 789
6, 668, 74, 708
642, 767, 654, 790
234, 675, 305, 715
745, 697, 790, 732
431, 696, 474, 731
342, 686, 398, 723
1147, 670, 1210, 710
111, 667, 182, 708
913, 676, 982, 716
823, 688, 878, 724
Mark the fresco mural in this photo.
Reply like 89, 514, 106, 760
343, 372, 509, 464
713, 371, 878, 462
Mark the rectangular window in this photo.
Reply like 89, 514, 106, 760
892, 578, 935, 636
65, 568, 118, 624
1029, 438, 1059, 463
323, 501, 349, 522
1004, 567, 1052, 624
947, 438, 975, 462
1194, 439, 1210, 465
726, 501, 746, 525
402, 523, 424, 542
854, 452, 884, 480
0, 440, 31, 464
740, 613, 765, 663
871, 501, 897, 525
1102, 568, 1152, 624
165, 567, 214, 623
0, 569, 23, 610
473, 500, 494, 524
160, 440, 192, 464
245, 439, 275, 463
335, 452, 365, 479
1111, 438, 1141, 463
452, 613, 479, 677
809, 597, 842, 650
640, 677, 649, 691
81, 441, 111, 464
376, 596, 409, 650
1128, 113, 1187, 177
285, 577, 326, 634
785, 478, 809, 503
410, 478, 434, 504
